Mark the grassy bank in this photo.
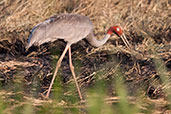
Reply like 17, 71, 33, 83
0, 0, 170, 114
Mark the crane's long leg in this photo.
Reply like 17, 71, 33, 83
68, 47, 83, 100
46, 43, 71, 98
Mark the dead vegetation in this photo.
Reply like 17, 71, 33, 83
0, 0, 170, 113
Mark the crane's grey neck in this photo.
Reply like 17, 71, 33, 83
86, 32, 111, 47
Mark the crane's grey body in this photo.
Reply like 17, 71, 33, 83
27, 14, 94, 49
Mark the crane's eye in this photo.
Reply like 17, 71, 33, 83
113, 26, 123, 36
116, 27, 120, 32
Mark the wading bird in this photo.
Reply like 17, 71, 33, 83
26, 13, 131, 100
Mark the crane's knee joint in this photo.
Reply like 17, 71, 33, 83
70, 64, 75, 70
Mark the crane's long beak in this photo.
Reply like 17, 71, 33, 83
119, 33, 131, 49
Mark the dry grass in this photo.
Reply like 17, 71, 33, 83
0, 0, 170, 53
0, 0, 170, 114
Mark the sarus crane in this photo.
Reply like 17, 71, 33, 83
26, 13, 131, 100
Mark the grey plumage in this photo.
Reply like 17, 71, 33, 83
26, 14, 94, 50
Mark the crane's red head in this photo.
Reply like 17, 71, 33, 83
107, 26, 123, 36
107, 26, 131, 49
